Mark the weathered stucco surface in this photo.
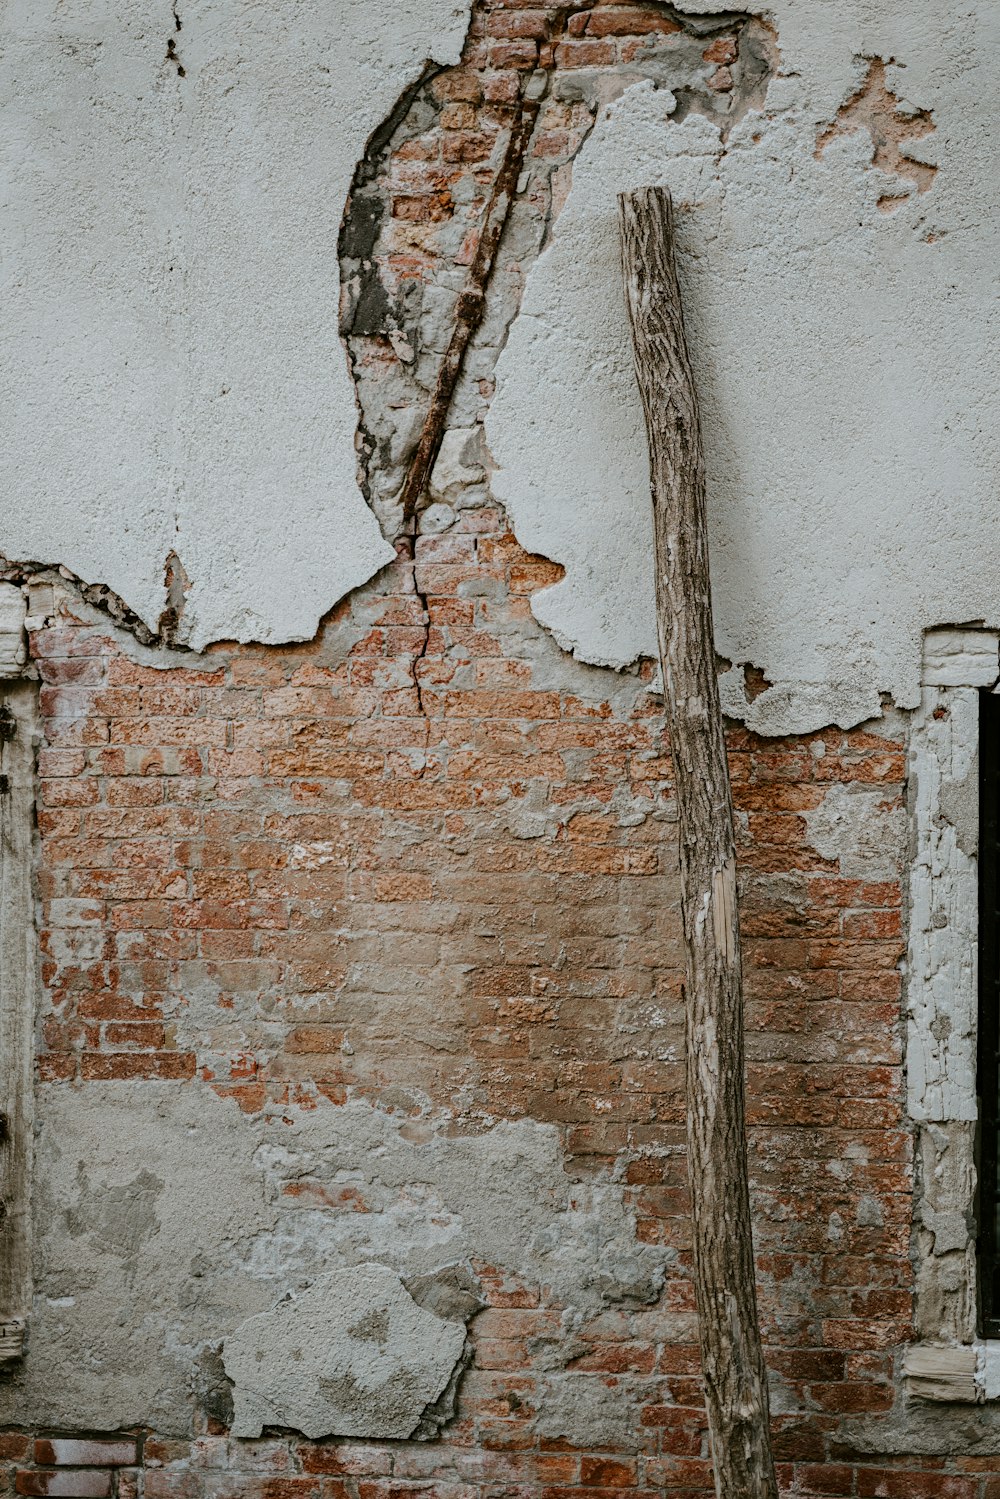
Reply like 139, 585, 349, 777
487, 0, 1000, 733
223, 1264, 468, 1440
0, 1084, 667, 1435
0, 0, 477, 647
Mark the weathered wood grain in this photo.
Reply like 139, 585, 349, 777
619, 184, 777, 1499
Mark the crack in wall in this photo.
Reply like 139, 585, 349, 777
397, 60, 553, 524
166, 0, 185, 77
0, 0, 776, 680
340, 1, 779, 567
339, 63, 449, 517
408, 520, 433, 733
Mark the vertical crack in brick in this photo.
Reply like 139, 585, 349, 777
397, 61, 551, 524
409, 518, 433, 736
339, 61, 450, 513
340, 0, 779, 556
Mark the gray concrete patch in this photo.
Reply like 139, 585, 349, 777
223, 1264, 468, 1439
0, 1083, 668, 1435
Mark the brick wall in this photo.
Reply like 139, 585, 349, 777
9, 1434, 1000, 1499
0, 0, 988, 1491
1, 500, 931, 1492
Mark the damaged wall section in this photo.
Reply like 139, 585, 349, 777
0, 1086, 670, 1437
3, 0, 1000, 743
0, 0, 481, 647
0, 516, 915, 1472
487, 1, 1000, 735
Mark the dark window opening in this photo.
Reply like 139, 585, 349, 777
978, 689, 1000, 1338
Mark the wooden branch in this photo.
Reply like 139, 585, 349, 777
619, 186, 777, 1499
399, 70, 546, 522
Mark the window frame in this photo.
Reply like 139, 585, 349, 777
978, 690, 1000, 1340
904, 628, 1000, 1400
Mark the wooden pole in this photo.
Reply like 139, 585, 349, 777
618, 185, 778, 1499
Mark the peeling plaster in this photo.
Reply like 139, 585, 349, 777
0, 0, 475, 647
804, 780, 906, 883
486, 1, 1000, 733
222, 1264, 469, 1440
4, 0, 1000, 720
814, 56, 937, 209
340, 5, 766, 548
0, 1084, 668, 1435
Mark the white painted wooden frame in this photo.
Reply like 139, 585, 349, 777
904, 628, 1000, 1400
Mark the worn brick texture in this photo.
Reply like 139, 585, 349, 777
19, 505, 917, 1494
1, 0, 986, 1492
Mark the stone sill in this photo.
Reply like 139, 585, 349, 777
904, 1342, 1000, 1402
0, 1320, 25, 1364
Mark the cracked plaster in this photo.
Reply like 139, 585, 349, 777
222, 1264, 469, 1440
0, 1083, 668, 1435
486, 0, 1000, 734
0, 0, 474, 648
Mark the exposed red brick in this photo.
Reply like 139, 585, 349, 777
16, 1475, 112, 1498
33, 1442, 136, 1468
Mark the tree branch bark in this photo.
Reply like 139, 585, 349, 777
619, 185, 777, 1499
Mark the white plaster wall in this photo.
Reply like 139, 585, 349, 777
0, 0, 473, 646
487, 0, 1000, 734
5, 0, 1000, 715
